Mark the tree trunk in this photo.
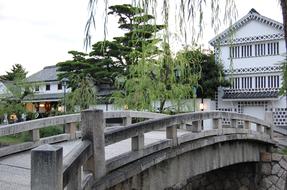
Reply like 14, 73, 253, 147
281, 0, 287, 51
159, 99, 166, 113
280, 0, 287, 108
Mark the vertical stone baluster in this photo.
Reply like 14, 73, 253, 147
231, 119, 237, 128
244, 121, 251, 130
264, 111, 274, 139
123, 115, 132, 126
65, 122, 77, 140
81, 109, 106, 180
166, 125, 177, 146
191, 120, 202, 132
213, 118, 222, 129
132, 133, 144, 151
256, 123, 262, 133
30, 129, 40, 141
66, 165, 81, 190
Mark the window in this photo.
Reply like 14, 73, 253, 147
231, 77, 240, 89
230, 45, 252, 58
268, 75, 280, 88
267, 42, 279, 55
241, 77, 252, 89
46, 84, 50, 91
58, 83, 62, 90
230, 46, 241, 58
35, 85, 39, 92
255, 76, 266, 88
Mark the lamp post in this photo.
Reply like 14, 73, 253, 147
200, 98, 204, 129
61, 78, 69, 113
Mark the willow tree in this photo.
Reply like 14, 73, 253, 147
112, 43, 201, 113
85, 1, 237, 112
85, 1, 238, 49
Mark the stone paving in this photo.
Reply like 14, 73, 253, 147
0, 130, 188, 190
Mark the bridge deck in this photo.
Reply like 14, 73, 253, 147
0, 130, 188, 190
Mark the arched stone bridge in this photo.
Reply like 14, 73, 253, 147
0, 110, 284, 189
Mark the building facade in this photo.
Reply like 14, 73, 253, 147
210, 9, 286, 127
24, 65, 70, 116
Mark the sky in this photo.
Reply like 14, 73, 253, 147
0, 0, 283, 76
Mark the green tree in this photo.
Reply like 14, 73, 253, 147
112, 44, 201, 113
0, 65, 32, 123
178, 50, 230, 99
0, 64, 28, 81
58, 4, 164, 89
65, 77, 97, 112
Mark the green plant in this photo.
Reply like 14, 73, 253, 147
39, 126, 64, 138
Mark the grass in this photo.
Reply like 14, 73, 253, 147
0, 132, 31, 145
278, 147, 287, 155
40, 126, 64, 138
0, 125, 64, 146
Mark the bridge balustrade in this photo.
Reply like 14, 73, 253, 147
0, 111, 166, 157
29, 109, 273, 190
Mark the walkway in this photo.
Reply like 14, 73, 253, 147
0, 130, 188, 190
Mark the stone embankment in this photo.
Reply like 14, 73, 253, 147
168, 153, 287, 190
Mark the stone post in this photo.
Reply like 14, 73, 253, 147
123, 116, 132, 126
264, 111, 274, 139
31, 144, 63, 190
81, 109, 106, 180
191, 120, 202, 132
256, 124, 262, 133
213, 118, 222, 129
65, 122, 77, 140
66, 165, 81, 190
244, 121, 251, 130
132, 133, 144, 151
166, 125, 177, 146
231, 119, 237, 128
30, 129, 40, 141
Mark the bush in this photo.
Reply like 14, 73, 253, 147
40, 125, 64, 138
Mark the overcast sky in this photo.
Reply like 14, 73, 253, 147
0, 0, 283, 76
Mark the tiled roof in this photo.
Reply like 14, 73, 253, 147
27, 65, 58, 82
23, 93, 64, 102
209, 8, 284, 46
223, 91, 279, 99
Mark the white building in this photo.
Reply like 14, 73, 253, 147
209, 9, 286, 127
24, 65, 70, 114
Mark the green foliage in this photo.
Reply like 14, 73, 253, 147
0, 132, 31, 145
0, 65, 33, 123
185, 51, 230, 99
40, 126, 63, 138
0, 64, 28, 81
85, 1, 238, 48
65, 77, 97, 112
112, 44, 201, 113
280, 59, 287, 96
58, 4, 164, 90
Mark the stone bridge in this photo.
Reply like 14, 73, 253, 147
0, 110, 286, 189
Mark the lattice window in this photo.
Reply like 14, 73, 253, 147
225, 66, 281, 75
273, 108, 287, 127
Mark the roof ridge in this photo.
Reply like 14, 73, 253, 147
209, 9, 283, 46
249, 8, 260, 15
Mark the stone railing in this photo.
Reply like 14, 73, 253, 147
30, 109, 274, 190
0, 111, 166, 157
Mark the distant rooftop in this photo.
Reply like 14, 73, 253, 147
27, 65, 58, 82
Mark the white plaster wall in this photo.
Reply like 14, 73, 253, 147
234, 20, 281, 38
272, 96, 287, 108
220, 39, 285, 70
36, 81, 71, 94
